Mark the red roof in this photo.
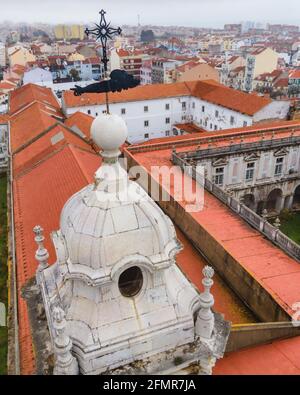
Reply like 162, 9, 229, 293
63, 80, 272, 116
9, 83, 60, 115
13, 124, 94, 175
65, 111, 94, 139
289, 69, 300, 79
10, 102, 60, 152
0, 81, 16, 90
13, 144, 101, 374
214, 336, 300, 375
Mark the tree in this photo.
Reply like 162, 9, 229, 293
69, 68, 80, 81
140, 30, 155, 43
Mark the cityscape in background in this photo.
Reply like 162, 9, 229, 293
0, 2, 300, 379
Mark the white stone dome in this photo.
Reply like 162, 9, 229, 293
53, 113, 181, 281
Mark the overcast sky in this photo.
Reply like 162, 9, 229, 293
1, 0, 299, 28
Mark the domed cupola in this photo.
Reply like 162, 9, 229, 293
36, 113, 230, 375
55, 113, 181, 282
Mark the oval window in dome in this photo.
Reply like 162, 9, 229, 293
118, 266, 143, 297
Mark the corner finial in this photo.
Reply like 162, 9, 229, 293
33, 225, 49, 284
195, 265, 215, 339
52, 306, 79, 375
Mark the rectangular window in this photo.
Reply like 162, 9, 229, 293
243, 121, 248, 127
192, 102, 195, 109
144, 106, 148, 112
245, 162, 255, 180
182, 115, 186, 121
230, 116, 235, 125
165, 103, 170, 110
144, 133, 149, 139
213, 167, 224, 186
121, 108, 126, 115
275, 157, 283, 176
144, 120, 149, 127
165, 130, 170, 136
182, 101, 186, 110
166, 117, 170, 124
214, 125, 218, 130
202, 105, 205, 112
215, 110, 219, 117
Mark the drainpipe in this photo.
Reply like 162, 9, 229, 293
7, 119, 20, 374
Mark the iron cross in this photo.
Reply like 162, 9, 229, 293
85, 9, 122, 74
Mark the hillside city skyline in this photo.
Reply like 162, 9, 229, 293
0, 0, 299, 28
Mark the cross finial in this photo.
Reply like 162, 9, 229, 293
85, 9, 122, 74
85, 9, 122, 113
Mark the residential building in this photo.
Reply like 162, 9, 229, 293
219, 56, 245, 86
54, 24, 85, 40
8, 47, 36, 67
110, 48, 149, 80
174, 61, 219, 83
151, 58, 181, 84
244, 47, 279, 92
0, 42, 6, 67
140, 59, 152, 85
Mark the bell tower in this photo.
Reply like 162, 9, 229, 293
35, 113, 230, 375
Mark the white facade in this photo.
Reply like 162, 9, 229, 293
0, 42, 6, 67
64, 96, 190, 143
23, 67, 53, 86
190, 98, 252, 131
190, 138, 300, 213
63, 94, 290, 144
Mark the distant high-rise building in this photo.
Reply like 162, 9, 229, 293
54, 24, 85, 41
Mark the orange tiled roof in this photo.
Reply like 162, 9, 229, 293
13, 144, 101, 374
10, 101, 61, 152
0, 81, 16, 90
214, 336, 300, 375
13, 123, 95, 175
63, 80, 272, 116
289, 69, 300, 79
9, 83, 61, 115
65, 111, 95, 139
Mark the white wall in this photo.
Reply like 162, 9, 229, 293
65, 96, 189, 143
191, 98, 252, 130
23, 68, 53, 85
253, 101, 290, 123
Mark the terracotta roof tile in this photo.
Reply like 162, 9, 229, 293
63, 80, 271, 116
65, 111, 94, 139
9, 83, 60, 115
10, 102, 60, 152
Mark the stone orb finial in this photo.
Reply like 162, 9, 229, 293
91, 113, 128, 154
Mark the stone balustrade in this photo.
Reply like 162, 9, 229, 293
172, 151, 300, 262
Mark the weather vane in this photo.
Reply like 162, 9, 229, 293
71, 9, 139, 113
